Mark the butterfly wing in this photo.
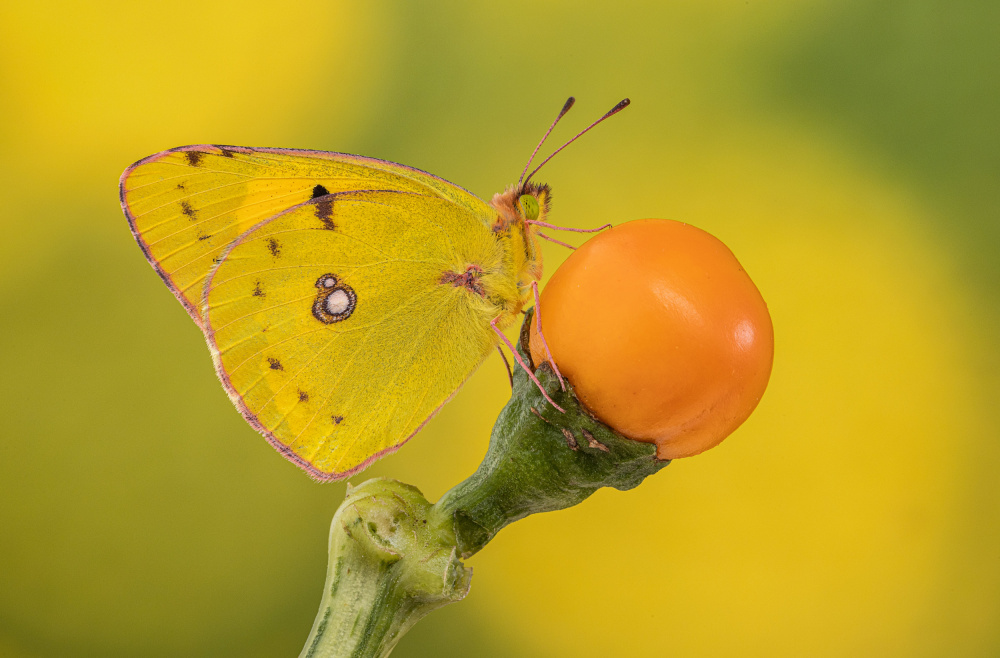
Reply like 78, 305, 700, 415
203, 189, 509, 480
120, 145, 486, 326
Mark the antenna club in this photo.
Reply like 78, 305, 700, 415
598, 99, 630, 121
518, 97, 579, 186
523, 98, 632, 185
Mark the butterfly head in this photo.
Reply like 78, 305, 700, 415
490, 181, 551, 233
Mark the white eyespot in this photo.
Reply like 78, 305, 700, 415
312, 273, 356, 323
325, 289, 351, 315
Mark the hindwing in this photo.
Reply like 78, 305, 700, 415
203, 189, 506, 479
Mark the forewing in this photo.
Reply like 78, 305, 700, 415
203, 190, 502, 479
120, 145, 488, 326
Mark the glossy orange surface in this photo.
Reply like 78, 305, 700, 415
529, 219, 774, 459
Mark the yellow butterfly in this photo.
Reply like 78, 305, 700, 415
120, 98, 628, 480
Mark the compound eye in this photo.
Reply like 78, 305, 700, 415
518, 194, 540, 221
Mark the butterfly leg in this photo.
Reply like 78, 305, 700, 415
535, 231, 577, 250
497, 344, 513, 390
526, 219, 612, 233
532, 281, 566, 391
490, 317, 565, 413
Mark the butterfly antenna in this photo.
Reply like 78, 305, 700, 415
518, 97, 576, 187
524, 98, 630, 185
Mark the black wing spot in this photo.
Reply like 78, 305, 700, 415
267, 357, 284, 371
332, 415, 344, 425
176, 182, 186, 191
315, 197, 335, 230
311, 184, 330, 198
267, 238, 281, 258
219, 148, 236, 158
252, 281, 264, 297
197, 233, 211, 241
185, 151, 205, 166
298, 390, 309, 402
180, 201, 196, 219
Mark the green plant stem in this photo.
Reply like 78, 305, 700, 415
299, 479, 470, 658
432, 330, 670, 556
299, 312, 669, 657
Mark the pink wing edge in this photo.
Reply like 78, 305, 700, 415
199, 192, 478, 482
118, 144, 480, 329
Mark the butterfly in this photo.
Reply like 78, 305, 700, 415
119, 98, 628, 481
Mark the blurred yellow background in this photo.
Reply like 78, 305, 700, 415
1, 1, 998, 656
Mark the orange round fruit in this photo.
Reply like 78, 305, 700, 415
528, 219, 773, 459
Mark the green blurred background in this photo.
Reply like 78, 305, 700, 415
2, 1, 998, 656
